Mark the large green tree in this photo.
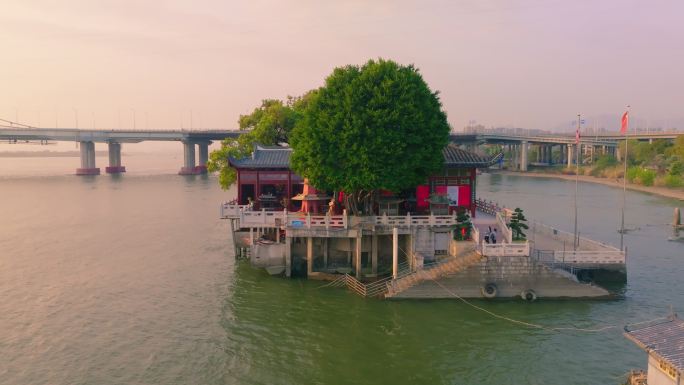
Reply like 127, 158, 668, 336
208, 96, 312, 189
290, 59, 450, 215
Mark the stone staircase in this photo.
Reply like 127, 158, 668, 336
384, 251, 482, 298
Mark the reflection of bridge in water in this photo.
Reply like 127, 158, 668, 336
0, 126, 244, 175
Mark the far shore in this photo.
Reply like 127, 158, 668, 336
491, 170, 684, 201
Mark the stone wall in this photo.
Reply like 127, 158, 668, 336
393, 256, 610, 299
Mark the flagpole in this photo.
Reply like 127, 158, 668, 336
620, 106, 630, 251
574, 114, 580, 250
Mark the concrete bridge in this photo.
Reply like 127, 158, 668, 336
0, 127, 244, 175
450, 130, 681, 171
2, 125, 679, 175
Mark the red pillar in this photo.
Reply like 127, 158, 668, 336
255, 171, 260, 210
287, 171, 292, 211
237, 169, 242, 204
470, 168, 477, 217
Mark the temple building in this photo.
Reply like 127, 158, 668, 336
223, 143, 498, 280
228, 143, 496, 216
221, 143, 624, 300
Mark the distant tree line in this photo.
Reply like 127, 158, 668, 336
587, 136, 684, 188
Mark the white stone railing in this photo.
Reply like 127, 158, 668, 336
480, 241, 530, 257
496, 212, 513, 243
472, 226, 480, 245
222, 203, 462, 230
220, 202, 249, 218
239, 209, 287, 227
286, 213, 348, 229
553, 250, 624, 264
374, 213, 457, 227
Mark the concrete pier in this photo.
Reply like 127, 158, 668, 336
76, 141, 100, 175
567, 144, 574, 167
197, 142, 209, 174
179, 141, 211, 175
520, 140, 528, 172
179, 141, 197, 175
105, 142, 126, 173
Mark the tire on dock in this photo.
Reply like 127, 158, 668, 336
481, 283, 498, 299
521, 289, 537, 302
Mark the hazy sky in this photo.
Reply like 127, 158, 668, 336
2, 0, 683, 131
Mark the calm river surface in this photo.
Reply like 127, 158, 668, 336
1, 156, 682, 385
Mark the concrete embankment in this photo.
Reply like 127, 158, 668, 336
492, 170, 684, 201
393, 256, 610, 299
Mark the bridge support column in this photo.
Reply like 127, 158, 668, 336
510, 144, 518, 170
536, 145, 541, 163
520, 141, 528, 172
567, 144, 574, 167
179, 141, 198, 175
546, 145, 552, 164
196, 142, 210, 174
76, 141, 100, 175
105, 142, 126, 173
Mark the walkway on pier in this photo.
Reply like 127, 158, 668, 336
472, 199, 624, 267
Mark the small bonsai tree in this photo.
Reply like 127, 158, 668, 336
509, 207, 529, 241
454, 208, 472, 241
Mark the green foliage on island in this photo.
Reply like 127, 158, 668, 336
290, 58, 450, 215
207, 96, 313, 189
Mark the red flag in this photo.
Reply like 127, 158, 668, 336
620, 111, 629, 134
575, 126, 580, 144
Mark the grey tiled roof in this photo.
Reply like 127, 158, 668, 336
229, 143, 499, 169
442, 143, 500, 167
229, 145, 292, 169
625, 315, 684, 372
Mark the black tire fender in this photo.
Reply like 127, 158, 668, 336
521, 289, 537, 301
482, 283, 498, 298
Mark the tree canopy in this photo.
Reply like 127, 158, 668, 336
207, 95, 312, 189
289, 59, 450, 215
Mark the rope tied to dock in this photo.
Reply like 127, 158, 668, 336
429, 278, 617, 333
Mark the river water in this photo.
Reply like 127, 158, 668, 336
1, 156, 682, 385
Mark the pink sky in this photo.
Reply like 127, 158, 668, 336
2, 0, 683, 131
